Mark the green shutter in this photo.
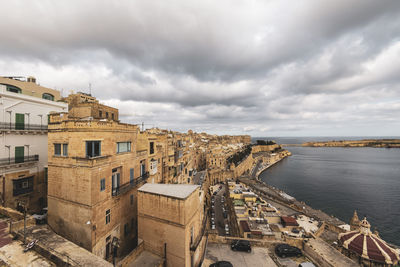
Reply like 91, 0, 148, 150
15, 146, 24, 163
15, 113, 25, 130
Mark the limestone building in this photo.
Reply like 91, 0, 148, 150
0, 77, 67, 212
47, 94, 147, 260
138, 183, 207, 267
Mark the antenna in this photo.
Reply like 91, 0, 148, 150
89, 83, 92, 96
142, 122, 144, 131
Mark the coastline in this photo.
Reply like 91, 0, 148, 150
252, 153, 346, 227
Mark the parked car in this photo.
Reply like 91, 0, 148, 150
223, 211, 227, 218
209, 261, 233, 267
225, 224, 229, 235
211, 224, 216, 230
298, 262, 316, 267
291, 228, 300, 234
275, 244, 302, 258
231, 240, 251, 252
32, 207, 48, 224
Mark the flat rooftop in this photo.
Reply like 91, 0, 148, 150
138, 183, 199, 199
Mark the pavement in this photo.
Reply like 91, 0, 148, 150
305, 238, 358, 267
0, 241, 55, 267
17, 225, 112, 266
202, 243, 277, 267
0, 220, 12, 249
127, 250, 163, 267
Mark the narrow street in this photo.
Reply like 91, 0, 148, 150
213, 184, 228, 236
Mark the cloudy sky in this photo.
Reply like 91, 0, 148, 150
1, 0, 400, 137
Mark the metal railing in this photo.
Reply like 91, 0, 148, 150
112, 172, 149, 197
0, 155, 39, 166
0, 122, 48, 131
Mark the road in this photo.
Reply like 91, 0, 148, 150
212, 184, 229, 236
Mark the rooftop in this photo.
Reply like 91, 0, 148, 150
138, 183, 199, 199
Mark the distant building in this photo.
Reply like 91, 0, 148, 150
138, 183, 207, 267
0, 77, 67, 212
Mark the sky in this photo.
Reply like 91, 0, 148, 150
1, 0, 400, 137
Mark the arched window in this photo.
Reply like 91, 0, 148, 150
3, 84, 22, 94
42, 93, 54, 101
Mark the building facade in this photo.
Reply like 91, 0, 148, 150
47, 95, 147, 261
138, 183, 206, 267
0, 77, 67, 212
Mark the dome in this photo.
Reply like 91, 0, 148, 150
339, 217, 399, 265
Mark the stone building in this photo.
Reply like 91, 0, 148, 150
63, 92, 119, 121
0, 77, 67, 212
138, 183, 207, 267
47, 96, 148, 261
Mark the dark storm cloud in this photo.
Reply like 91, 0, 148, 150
1, 0, 400, 136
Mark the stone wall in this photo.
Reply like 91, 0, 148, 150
233, 154, 254, 178
251, 144, 280, 153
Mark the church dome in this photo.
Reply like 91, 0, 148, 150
339, 217, 399, 265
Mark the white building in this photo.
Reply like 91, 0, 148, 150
0, 77, 68, 212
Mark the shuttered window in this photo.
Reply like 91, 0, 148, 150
15, 113, 24, 130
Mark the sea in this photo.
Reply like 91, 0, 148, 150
254, 136, 400, 246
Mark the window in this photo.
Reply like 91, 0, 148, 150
99, 110, 102, 117
54, 143, 68, 156
13, 176, 33, 196
117, 142, 131, 153
15, 113, 25, 130
5, 84, 22, 94
63, 144, 68, 156
111, 168, 120, 196
130, 194, 133, 205
130, 168, 134, 184
124, 223, 129, 237
106, 209, 110, 224
100, 178, 105, 191
111, 113, 114, 120
106, 112, 109, 118
140, 162, 146, 176
86, 141, 101, 158
42, 93, 54, 101
15, 146, 24, 163
149, 142, 154, 154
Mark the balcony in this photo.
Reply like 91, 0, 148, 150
112, 172, 149, 197
0, 155, 39, 167
0, 122, 48, 132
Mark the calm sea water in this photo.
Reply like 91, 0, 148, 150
257, 137, 400, 246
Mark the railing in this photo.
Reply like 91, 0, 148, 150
0, 122, 48, 131
0, 155, 39, 166
112, 172, 149, 197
